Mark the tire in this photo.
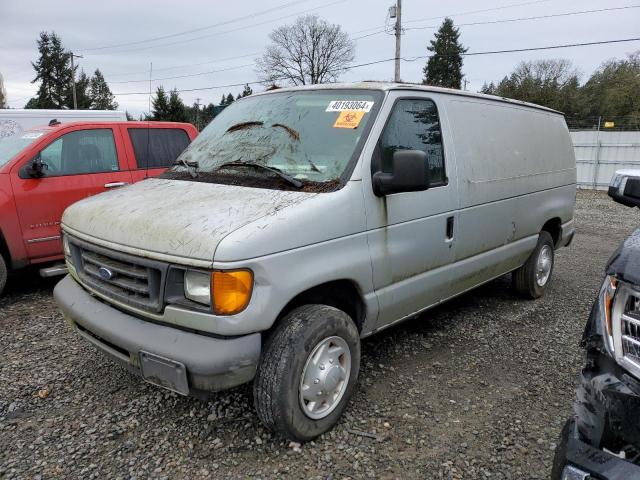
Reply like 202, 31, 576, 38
0, 255, 7, 297
253, 304, 361, 442
512, 231, 554, 299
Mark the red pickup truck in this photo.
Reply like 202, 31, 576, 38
0, 121, 198, 295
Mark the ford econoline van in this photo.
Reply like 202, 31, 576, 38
54, 83, 576, 441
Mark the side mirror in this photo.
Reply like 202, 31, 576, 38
372, 150, 430, 197
609, 170, 640, 208
19, 154, 48, 179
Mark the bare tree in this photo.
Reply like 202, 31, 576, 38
256, 15, 355, 86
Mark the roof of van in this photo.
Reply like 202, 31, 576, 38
254, 82, 562, 115
21, 120, 193, 131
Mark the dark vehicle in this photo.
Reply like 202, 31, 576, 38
553, 170, 640, 479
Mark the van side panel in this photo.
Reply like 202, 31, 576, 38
446, 99, 576, 267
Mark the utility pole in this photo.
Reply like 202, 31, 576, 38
463, 79, 468, 91
393, 0, 402, 82
68, 52, 83, 109
195, 97, 202, 131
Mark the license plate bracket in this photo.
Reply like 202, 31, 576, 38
139, 351, 189, 395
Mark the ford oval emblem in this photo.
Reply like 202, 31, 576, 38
98, 266, 114, 280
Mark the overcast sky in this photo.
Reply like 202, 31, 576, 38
1, 0, 638, 117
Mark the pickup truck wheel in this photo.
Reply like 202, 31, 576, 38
512, 231, 554, 299
253, 304, 360, 442
0, 255, 7, 296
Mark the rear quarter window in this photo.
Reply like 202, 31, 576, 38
128, 128, 191, 169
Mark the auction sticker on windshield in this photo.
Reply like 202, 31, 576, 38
326, 100, 374, 112
333, 111, 365, 129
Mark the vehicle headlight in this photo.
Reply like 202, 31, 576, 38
184, 269, 253, 315
184, 270, 212, 305
598, 274, 618, 353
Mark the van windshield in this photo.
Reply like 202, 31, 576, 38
0, 130, 46, 167
165, 89, 382, 187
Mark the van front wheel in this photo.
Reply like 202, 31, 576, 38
512, 231, 554, 299
253, 304, 360, 442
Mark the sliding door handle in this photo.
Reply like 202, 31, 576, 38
104, 182, 128, 188
446, 216, 454, 240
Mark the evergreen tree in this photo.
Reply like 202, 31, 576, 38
238, 84, 253, 99
89, 69, 117, 110
219, 94, 227, 106
422, 18, 467, 89
27, 31, 74, 108
225, 93, 235, 105
75, 70, 92, 109
167, 89, 188, 122
150, 86, 170, 120
0, 72, 6, 108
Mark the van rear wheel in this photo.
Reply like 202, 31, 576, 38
253, 304, 360, 442
512, 231, 554, 299
0, 255, 7, 297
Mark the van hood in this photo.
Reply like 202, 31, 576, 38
61, 178, 314, 262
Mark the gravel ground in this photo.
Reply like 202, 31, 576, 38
1, 190, 637, 480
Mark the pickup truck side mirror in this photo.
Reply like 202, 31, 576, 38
372, 150, 430, 197
609, 170, 640, 208
19, 154, 48, 179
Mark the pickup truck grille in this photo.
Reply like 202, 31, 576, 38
613, 285, 640, 378
622, 295, 640, 364
67, 237, 167, 313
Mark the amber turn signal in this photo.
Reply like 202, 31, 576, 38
211, 270, 253, 315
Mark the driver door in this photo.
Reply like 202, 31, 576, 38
10, 126, 132, 261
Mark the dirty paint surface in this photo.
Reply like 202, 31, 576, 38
61, 178, 315, 262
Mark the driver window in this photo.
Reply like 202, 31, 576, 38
379, 98, 446, 185
38, 129, 119, 176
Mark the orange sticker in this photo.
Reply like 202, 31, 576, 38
333, 110, 365, 129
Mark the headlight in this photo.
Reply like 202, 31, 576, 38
184, 270, 211, 305
598, 274, 618, 353
212, 270, 253, 315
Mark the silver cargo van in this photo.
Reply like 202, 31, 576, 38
54, 82, 576, 441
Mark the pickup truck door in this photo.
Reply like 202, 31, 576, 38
120, 125, 194, 182
363, 93, 459, 330
10, 126, 132, 261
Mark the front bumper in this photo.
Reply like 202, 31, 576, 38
54, 275, 261, 395
553, 418, 640, 480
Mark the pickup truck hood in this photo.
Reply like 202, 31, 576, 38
607, 227, 640, 285
61, 178, 314, 262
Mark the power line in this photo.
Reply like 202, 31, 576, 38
351, 0, 554, 36
111, 36, 640, 96
405, 4, 640, 32
104, 52, 261, 78
108, 62, 255, 84
108, 3, 640, 87
81, 0, 346, 55
77, 0, 314, 52
353, 4, 640, 41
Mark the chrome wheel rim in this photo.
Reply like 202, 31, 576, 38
299, 336, 351, 420
536, 245, 553, 287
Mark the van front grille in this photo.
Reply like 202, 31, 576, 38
68, 237, 167, 313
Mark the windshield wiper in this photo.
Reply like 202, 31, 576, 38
173, 159, 199, 178
217, 161, 303, 188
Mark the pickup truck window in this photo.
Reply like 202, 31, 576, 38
0, 130, 47, 167
128, 128, 190, 169
168, 89, 382, 185
39, 129, 119, 176
380, 98, 446, 185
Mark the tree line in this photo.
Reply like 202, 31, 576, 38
9, 17, 640, 130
